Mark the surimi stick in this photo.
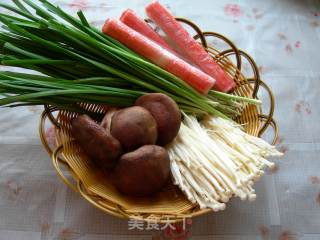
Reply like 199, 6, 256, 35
120, 9, 172, 51
120, 9, 194, 64
146, 1, 236, 92
103, 19, 215, 94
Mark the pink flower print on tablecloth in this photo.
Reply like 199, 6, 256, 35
245, 25, 255, 31
5, 180, 22, 201
255, 13, 263, 19
245, 8, 263, 20
259, 225, 270, 240
294, 41, 301, 48
285, 41, 301, 53
224, 4, 243, 22
279, 231, 296, 240
45, 126, 57, 150
275, 136, 288, 155
310, 21, 319, 27
68, 0, 89, 10
252, 8, 259, 14
294, 100, 312, 115
258, 65, 271, 75
28, 106, 38, 113
279, 145, 288, 154
277, 33, 287, 41
277, 33, 301, 54
267, 164, 280, 174
279, 230, 297, 240
40, 222, 50, 234
285, 42, 300, 54
285, 44, 293, 54
309, 176, 320, 184
57, 228, 81, 240
252, 8, 263, 19
310, 10, 319, 26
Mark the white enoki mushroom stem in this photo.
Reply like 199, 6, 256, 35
168, 114, 283, 210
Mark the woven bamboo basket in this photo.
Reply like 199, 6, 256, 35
39, 18, 278, 223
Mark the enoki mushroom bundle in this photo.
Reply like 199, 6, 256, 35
168, 114, 283, 211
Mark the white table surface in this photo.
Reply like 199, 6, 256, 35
0, 0, 320, 239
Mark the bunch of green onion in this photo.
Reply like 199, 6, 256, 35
0, 0, 260, 119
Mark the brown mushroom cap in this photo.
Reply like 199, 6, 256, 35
71, 115, 123, 170
135, 93, 181, 146
110, 106, 158, 151
114, 145, 170, 197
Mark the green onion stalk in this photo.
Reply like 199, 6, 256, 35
0, 0, 261, 119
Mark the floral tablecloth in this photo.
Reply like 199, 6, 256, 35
0, 0, 320, 239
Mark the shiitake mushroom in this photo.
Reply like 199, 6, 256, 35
71, 115, 123, 170
110, 106, 158, 151
114, 145, 170, 197
73, 94, 180, 197
135, 93, 181, 145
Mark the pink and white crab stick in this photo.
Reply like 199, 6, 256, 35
120, 9, 172, 51
146, 1, 236, 92
103, 19, 215, 94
